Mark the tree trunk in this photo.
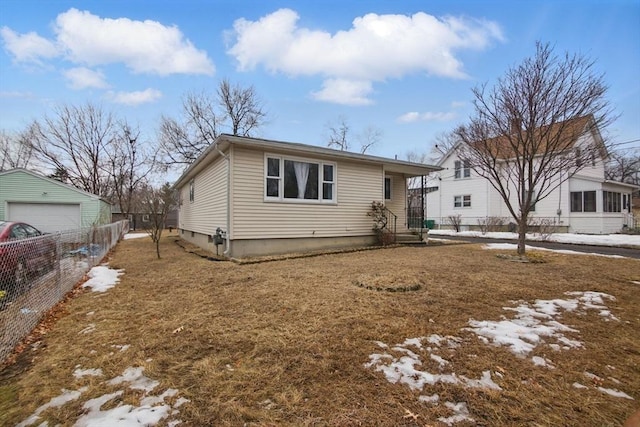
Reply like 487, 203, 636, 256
517, 218, 528, 255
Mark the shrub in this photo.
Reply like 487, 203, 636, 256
447, 214, 462, 232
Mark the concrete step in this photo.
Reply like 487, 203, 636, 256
395, 233, 426, 245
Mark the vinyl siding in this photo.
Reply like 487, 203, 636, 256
178, 155, 228, 235
231, 147, 382, 239
384, 173, 408, 230
436, 155, 489, 224
0, 169, 109, 227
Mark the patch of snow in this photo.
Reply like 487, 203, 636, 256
401, 337, 424, 349
573, 382, 588, 389
584, 371, 603, 382
140, 388, 179, 406
430, 230, 640, 247
531, 356, 555, 368
483, 243, 626, 258
108, 367, 160, 392
418, 394, 439, 404
430, 354, 449, 367
112, 344, 130, 352
73, 368, 103, 379
467, 291, 618, 365
74, 390, 173, 427
82, 265, 124, 292
123, 233, 148, 240
365, 338, 501, 392
438, 402, 475, 426
597, 387, 634, 400
78, 324, 96, 335
17, 387, 87, 427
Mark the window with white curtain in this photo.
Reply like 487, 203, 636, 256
265, 155, 336, 203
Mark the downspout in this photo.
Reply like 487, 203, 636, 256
212, 142, 231, 257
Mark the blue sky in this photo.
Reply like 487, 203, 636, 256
1, 0, 639, 166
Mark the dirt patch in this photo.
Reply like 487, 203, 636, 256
1, 237, 638, 426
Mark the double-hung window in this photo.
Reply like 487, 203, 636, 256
265, 155, 336, 203
454, 160, 470, 179
454, 195, 471, 208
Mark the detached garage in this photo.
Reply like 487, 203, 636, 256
0, 169, 111, 232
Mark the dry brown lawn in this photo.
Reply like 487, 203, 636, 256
1, 232, 639, 426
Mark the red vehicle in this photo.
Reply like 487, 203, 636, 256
0, 221, 57, 307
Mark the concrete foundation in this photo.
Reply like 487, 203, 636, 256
178, 228, 377, 258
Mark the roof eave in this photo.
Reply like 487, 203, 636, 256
173, 135, 441, 188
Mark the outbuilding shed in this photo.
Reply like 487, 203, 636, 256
0, 168, 112, 232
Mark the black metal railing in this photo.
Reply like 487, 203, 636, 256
383, 206, 397, 243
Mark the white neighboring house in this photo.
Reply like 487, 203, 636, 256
425, 118, 637, 234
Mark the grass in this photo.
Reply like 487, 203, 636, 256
1, 232, 639, 426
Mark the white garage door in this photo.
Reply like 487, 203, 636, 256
7, 202, 81, 233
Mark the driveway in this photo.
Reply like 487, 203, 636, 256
429, 234, 640, 259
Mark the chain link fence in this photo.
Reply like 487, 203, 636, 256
0, 220, 128, 362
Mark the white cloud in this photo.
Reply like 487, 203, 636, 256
311, 79, 373, 106
64, 67, 109, 89
0, 26, 58, 64
107, 88, 162, 106
227, 9, 503, 105
54, 9, 214, 76
1, 9, 214, 76
398, 111, 457, 123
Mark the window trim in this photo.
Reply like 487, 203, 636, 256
264, 154, 337, 204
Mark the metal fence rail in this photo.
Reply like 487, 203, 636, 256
0, 220, 128, 362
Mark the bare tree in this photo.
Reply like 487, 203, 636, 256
141, 183, 178, 259
357, 125, 383, 154
326, 116, 381, 154
28, 102, 118, 197
218, 78, 267, 136
326, 116, 350, 151
159, 92, 220, 167
159, 80, 267, 168
454, 42, 613, 255
605, 150, 639, 185
0, 126, 37, 171
103, 123, 157, 219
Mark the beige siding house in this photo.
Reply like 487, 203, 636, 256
173, 134, 439, 258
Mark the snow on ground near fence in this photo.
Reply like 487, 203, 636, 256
365, 291, 634, 425
17, 265, 190, 427
429, 230, 640, 247
123, 233, 149, 240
